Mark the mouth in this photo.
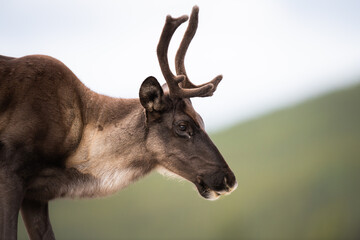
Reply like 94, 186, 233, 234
195, 177, 238, 201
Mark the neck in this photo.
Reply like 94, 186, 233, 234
66, 91, 156, 197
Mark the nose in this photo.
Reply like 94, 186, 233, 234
224, 171, 237, 193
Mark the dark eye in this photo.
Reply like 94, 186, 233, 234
178, 124, 187, 131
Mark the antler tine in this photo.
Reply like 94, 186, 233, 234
157, 7, 218, 99
175, 5, 223, 97
157, 14, 188, 95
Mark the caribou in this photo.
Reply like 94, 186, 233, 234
0, 6, 237, 240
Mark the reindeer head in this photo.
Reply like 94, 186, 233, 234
139, 6, 237, 200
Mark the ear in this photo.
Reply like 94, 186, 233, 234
139, 76, 165, 112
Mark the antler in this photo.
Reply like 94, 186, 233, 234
157, 6, 222, 99
175, 6, 223, 96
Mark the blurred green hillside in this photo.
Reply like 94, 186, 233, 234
19, 84, 360, 240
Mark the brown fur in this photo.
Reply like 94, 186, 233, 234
0, 6, 236, 240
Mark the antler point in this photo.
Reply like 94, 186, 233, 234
181, 15, 189, 21
175, 75, 186, 83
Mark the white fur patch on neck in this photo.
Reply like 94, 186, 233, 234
66, 124, 147, 198
66, 167, 140, 199
96, 167, 139, 196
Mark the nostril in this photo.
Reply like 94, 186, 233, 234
223, 177, 230, 191
224, 172, 236, 189
222, 175, 237, 195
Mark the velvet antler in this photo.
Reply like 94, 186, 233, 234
157, 6, 222, 98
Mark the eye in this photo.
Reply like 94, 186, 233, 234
178, 123, 187, 131
174, 121, 193, 138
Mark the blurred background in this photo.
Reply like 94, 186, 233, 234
1, 0, 360, 239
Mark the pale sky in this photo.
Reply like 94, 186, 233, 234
1, 0, 360, 131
